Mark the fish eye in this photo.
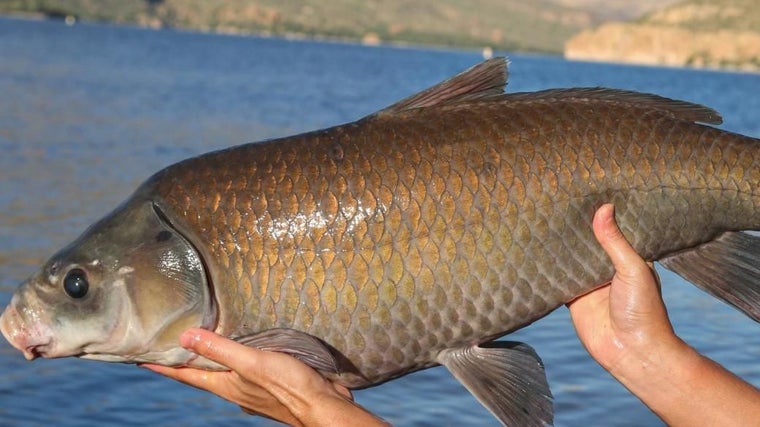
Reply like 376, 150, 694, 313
63, 268, 89, 299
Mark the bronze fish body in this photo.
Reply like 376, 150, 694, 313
3, 58, 760, 426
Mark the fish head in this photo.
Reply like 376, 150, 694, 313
0, 199, 216, 365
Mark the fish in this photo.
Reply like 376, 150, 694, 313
2, 57, 760, 426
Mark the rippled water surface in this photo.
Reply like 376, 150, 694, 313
1, 16, 760, 427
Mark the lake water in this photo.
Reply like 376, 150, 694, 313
1, 16, 760, 427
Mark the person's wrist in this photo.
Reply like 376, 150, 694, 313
295, 390, 356, 427
609, 333, 698, 401
307, 393, 392, 427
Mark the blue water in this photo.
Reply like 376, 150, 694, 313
1, 16, 759, 427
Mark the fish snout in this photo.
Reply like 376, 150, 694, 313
0, 301, 52, 361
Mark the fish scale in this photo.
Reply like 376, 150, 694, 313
4, 58, 760, 426
144, 84, 756, 385
150, 93, 758, 422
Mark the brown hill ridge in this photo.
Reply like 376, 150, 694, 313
564, 1, 760, 71
0, 0, 676, 54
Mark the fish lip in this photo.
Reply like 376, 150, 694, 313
1, 304, 54, 361
23, 344, 46, 360
24, 342, 75, 360
5, 329, 53, 361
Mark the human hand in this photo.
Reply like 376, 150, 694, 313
568, 204, 760, 426
142, 329, 389, 427
566, 203, 683, 373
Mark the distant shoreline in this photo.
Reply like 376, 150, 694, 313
0, 13, 515, 59
3, 12, 756, 75
0, 11, 556, 54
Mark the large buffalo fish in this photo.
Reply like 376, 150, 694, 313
3, 58, 760, 426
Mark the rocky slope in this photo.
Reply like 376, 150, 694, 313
565, 0, 760, 71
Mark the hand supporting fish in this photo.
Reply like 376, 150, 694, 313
569, 204, 760, 426
3, 58, 760, 426
143, 328, 390, 427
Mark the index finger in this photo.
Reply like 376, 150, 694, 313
180, 328, 258, 372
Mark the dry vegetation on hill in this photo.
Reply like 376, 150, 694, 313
0, 0, 673, 53
0, 0, 592, 52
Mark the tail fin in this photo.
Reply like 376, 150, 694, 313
661, 231, 760, 322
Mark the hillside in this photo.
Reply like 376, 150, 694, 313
565, 0, 760, 71
550, 0, 679, 20
0, 0, 666, 53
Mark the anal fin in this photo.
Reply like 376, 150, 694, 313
235, 328, 339, 374
437, 341, 553, 427
661, 231, 760, 322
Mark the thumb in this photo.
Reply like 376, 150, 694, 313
593, 204, 666, 322
593, 204, 647, 282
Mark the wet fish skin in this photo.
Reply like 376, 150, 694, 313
144, 74, 760, 385
3, 58, 760, 426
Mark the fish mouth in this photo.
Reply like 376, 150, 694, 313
23, 343, 49, 360
0, 304, 53, 361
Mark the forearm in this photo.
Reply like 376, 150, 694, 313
298, 395, 392, 427
610, 337, 760, 426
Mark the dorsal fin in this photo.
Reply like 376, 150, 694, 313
504, 87, 723, 125
376, 57, 508, 115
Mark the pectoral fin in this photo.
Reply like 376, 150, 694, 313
235, 328, 339, 374
661, 231, 760, 322
437, 341, 553, 427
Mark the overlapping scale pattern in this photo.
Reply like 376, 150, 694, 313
149, 90, 760, 386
